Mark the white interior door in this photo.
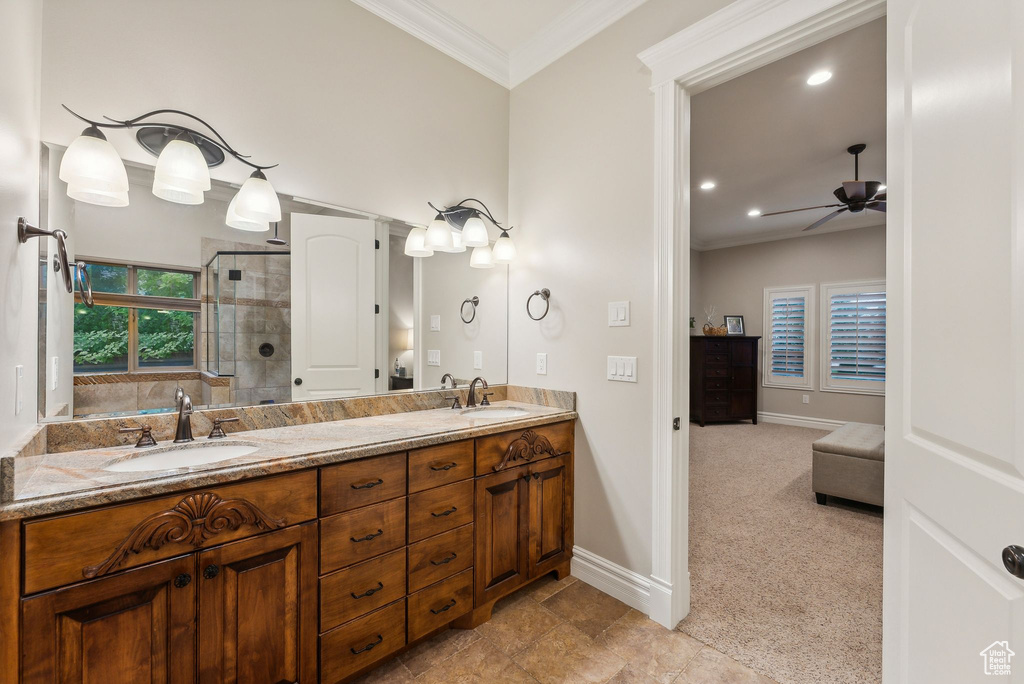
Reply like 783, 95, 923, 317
290, 213, 376, 401
886, 2, 1024, 681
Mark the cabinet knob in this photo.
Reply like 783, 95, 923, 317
294, 378, 302, 386
203, 564, 220, 580
173, 573, 191, 588
1003, 545, 1024, 578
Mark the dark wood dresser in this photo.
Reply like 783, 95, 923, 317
690, 335, 761, 427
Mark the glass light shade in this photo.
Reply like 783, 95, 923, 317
59, 127, 129, 197
461, 216, 489, 247
440, 231, 466, 253
492, 232, 516, 264
470, 245, 495, 269
225, 193, 269, 232
66, 183, 129, 207
425, 215, 454, 250
152, 178, 204, 205
406, 328, 414, 350
233, 171, 282, 222
154, 138, 211, 195
404, 226, 434, 257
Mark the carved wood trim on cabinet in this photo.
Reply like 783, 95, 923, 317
493, 429, 558, 471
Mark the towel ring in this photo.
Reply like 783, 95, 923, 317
461, 296, 479, 324
18, 217, 73, 294
527, 288, 551, 321
75, 261, 94, 308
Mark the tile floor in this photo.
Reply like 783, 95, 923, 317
353, 575, 777, 683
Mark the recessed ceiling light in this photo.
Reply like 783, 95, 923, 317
748, 209, 761, 217
700, 181, 716, 190
807, 70, 832, 86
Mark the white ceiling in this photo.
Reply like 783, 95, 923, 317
690, 17, 886, 250
427, 0, 578, 53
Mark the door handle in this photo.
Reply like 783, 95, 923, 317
294, 378, 302, 386
1002, 545, 1024, 578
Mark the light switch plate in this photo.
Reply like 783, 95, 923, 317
608, 301, 630, 327
802, 394, 810, 404
474, 351, 483, 370
607, 356, 637, 382
536, 353, 548, 375
14, 365, 23, 415
427, 350, 441, 366
430, 315, 441, 332
51, 356, 59, 391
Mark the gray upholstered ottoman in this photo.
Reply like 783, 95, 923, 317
812, 422, 885, 506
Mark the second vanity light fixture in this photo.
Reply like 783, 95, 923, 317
58, 105, 281, 231
407, 198, 516, 268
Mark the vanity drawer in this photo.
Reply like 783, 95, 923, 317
407, 568, 473, 642
320, 599, 406, 684
407, 523, 474, 592
408, 441, 474, 493
320, 453, 407, 516
476, 420, 573, 474
23, 471, 317, 595
320, 548, 406, 632
407, 480, 474, 542
320, 498, 406, 574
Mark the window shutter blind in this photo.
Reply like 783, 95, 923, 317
770, 296, 805, 377
828, 290, 886, 381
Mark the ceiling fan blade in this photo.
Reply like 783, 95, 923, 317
874, 192, 886, 202
761, 203, 845, 217
803, 208, 847, 231
833, 186, 850, 204
868, 201, 886, 213
843, 181, 867, 201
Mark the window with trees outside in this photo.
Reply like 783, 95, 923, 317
73, 262, 201, 374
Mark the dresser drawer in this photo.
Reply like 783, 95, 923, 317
23, 471, 317, 595
320, 548, 406, 632
705, 366, 730, 378
705, 377, 731, 391
476, 420, 573, 474
706, 338, 729, 354
703, 405, 730, 421
320, 498, 406, 574
408, 441, 474, 493
408, 523, 474, 592
705, 353, 729, 365
320, 453, 407, 516
320, 599, 406, 684
408, 480, 474, 542
407, 568, 473, 642
704, 390, 729, 405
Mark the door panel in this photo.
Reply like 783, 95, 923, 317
291, 213, 376, 400
475, 465, 529, 605
22, 556, 195, 684
528, 455, 571, 578
886, 0, 1024, 679
198, 523, 317, 684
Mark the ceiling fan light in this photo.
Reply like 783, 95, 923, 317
154, 137, 211, 193
404, 226, 434, 257
461, 216, 489, 247
66, 183, 129, 207
233, 170, 282, 222
470, 245, 495, 269
425, 214, 454, 250
152, 178, 204, 205
59, 126, 129, 195
492, 231, 516, 264
226, 193, 269, 232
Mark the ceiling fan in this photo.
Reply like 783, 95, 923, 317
761, 143, 886, 231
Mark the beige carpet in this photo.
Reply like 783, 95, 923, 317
678, 422, 882, 684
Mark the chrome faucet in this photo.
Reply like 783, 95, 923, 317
440, 373, 457, 389
173, 388, 194, 443
466, 376, 488, 408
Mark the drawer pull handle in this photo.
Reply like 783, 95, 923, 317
431, 506, 457, 518
351, 478, 384, 490
351, 529, 384, 543
430, 552, 457, 566
351, 581, 384, 599
430, 598, 457, 615
350, 634, 383, 654
430, 462, 459, 472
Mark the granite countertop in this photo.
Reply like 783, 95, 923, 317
3, 401, 576, 520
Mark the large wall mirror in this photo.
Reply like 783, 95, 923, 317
37, 144, 509, 421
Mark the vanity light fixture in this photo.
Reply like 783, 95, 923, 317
425, 212, 455, 251
152, 131, 211, 204
59, 125, 129, 206
419, 198, 514, 268
404, 226, 434, 257
807, 70, 833, 85
469, 245, 495, 269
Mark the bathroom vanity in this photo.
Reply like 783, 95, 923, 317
0, 392, 575, 683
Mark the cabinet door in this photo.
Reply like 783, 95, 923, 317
527, 454, 573, 578
475, 465, 530, 605
22, 555, 196, 684
198, 523, 317, 684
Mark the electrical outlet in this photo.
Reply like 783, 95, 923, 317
608, 301, 630, 327
430, 315, 441, 332
51, 356, 59, 391
427, 350, 441, 366
474, 351, 483, 370
802, 394, 810, 404
14, 365, 23, 415
536, 353, 548, 375
607, 356, 638, 383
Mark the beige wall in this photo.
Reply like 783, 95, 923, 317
508, 0, 733, 576
695, 226, 886, 424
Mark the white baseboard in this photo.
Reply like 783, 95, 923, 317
571, 547, 651, 614
758, 411, 846, 431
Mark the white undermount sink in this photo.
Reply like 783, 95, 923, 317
459, 406, 529, 419
104, 442, 259, 472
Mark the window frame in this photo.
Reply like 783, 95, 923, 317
74, 258, 202, 374
819, 279, 886, 396
762, 285, 815, 390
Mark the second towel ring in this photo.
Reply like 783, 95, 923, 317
527, 288, 551, 321
75, 261, 94, 308
461, 296, 479, 324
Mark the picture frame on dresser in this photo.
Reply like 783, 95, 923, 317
724, 315, 745, 335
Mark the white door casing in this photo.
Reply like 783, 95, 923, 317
290, 213, 377, 400
884, 1, 1024, 681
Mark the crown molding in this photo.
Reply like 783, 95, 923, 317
351, 0, 510, 87
509, 0, 650, 87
